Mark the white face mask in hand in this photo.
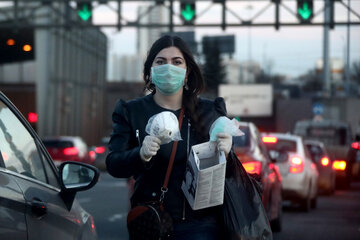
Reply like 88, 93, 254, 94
151, 64, 186, 95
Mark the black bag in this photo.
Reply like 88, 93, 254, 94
222, 151, 273, 240
127, 202, 173, 240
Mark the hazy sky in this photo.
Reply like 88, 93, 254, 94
95, 1, 360, 78
1, 1, 359, 78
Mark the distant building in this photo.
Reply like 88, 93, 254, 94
0, 3, 107, 145
239, 61, 262, 84
316, 58, 344, 84
137, 4, 170, 59
223, 58, 240, 84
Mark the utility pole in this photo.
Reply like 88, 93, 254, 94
345, 0, 351, 96
323, 0, 331, 97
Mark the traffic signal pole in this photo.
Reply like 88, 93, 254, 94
323, 0, 331, 97
345, 0, 351, 96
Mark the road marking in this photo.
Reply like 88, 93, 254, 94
108, 213, 125, 222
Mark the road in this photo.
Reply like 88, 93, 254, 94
77, 172, 360, 240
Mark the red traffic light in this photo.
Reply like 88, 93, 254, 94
28, 112, 38, 123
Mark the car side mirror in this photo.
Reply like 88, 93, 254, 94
59, 161, 99, 192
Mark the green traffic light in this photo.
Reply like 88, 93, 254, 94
78, 4, 92, 21
298, 2, 312, 20
181, 4, 195, 22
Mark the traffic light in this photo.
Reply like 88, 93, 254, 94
77, 2, 92, 22
297, 0, 313, 23
180, 2, 196, 25
0, 29, 35, 64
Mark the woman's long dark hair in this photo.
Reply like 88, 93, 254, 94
143, 35, 205, 133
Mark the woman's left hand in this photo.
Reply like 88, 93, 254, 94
216, 133, 232, 158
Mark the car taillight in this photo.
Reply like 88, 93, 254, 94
63, 147, 79, 155
95, 146, 106, 154
90, 216, 96, 234
242, 161, 262, 175
262, 136, 278, 143
351, 142, 360, 150
321, 157, 330, 167
289, 155, 304, 173
332, 160, 346, 171
89, 150, 96, 159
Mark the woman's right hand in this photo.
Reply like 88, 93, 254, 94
140, 135, 161, 162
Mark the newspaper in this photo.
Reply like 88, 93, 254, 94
181, 141, 226, 210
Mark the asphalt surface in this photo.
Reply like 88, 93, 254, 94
77, 172, 360, 240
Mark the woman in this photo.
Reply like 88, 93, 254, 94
106, 35, 232, 240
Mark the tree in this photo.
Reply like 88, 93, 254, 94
299, 69, 322, 92
202, 41, 226, 96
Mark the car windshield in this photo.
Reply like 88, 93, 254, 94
264, 138, 297, 153
43, 140, 73, 148
305, 144, 324, 163
233, 127, 250, 148
306, 127, 348, 146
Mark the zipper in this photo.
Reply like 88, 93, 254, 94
136, 129, 141, 146
182, 118, 191, 221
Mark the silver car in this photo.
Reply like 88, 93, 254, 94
262, 133, 319, 212
0, 91, 99, 240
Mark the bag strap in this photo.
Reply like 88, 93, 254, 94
160, 107, 185, 202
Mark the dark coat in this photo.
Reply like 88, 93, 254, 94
106, 93, 227, 221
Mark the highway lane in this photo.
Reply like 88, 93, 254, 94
77, 172, 360, 240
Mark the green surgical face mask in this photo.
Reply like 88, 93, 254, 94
151, 64, 186, 96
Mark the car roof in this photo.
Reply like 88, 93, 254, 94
304, 139, 324, 147
295, 119, 350, 129
43, 136, 81, 141
262, 132, 301, 141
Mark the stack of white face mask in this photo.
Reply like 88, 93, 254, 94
209, 116, 245, 142
146, 111, 182, 145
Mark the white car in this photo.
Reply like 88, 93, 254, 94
262, 133, 319, 211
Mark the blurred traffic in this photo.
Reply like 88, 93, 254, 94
1, 0, 360, 239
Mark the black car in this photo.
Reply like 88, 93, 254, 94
304, 140, 336, 194
0, 91, 99, 240
233, 122, 283, 232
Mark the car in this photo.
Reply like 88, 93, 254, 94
294, 120, 353, 189
0, 91, 99, 240
92, 136, 110, 171
304, 140, 336, 194
348, 140, 360, 180
233, 122, 282, 232
43, 136, 95, 167
261, 133, 318, 212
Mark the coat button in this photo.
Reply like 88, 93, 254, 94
152, 192, 157, 197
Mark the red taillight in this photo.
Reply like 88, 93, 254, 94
262, 136, 278, 143
289, 155, 304, 173
332, 160, 346, 171
95, 146, 106, 154
27, 112, 38, 123
63, 147, 79, 155
242, 161, 262, 175
321, 157, 330, 166
89, 150, 96, 159
351, 142, 360, 150
90, 216, 96, 234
